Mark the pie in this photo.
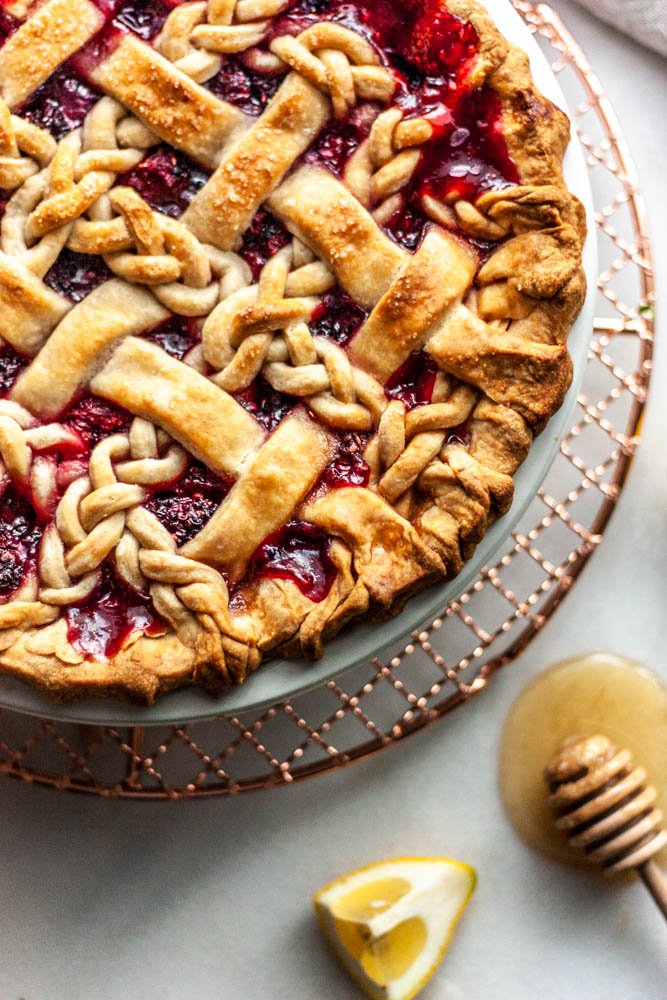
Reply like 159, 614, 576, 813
0, 0, 586, 704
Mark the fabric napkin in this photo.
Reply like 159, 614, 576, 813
569, 0, 667, 58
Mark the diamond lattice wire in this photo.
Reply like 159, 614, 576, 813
0, 2, 655, 798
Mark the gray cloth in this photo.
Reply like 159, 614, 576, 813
571, 0, 667, 57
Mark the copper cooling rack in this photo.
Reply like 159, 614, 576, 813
0, 2, 655, 797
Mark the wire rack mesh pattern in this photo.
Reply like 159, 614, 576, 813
0, 2, 655, 798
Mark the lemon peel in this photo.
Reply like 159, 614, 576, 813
313, 856, 476, 1000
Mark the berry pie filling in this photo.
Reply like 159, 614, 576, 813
117, 146, 211, 218
0, 487, 43, 601
304, 104, 378, 175
113, 0, 182, 41
0, 344, 29, 396
385, 352, 439, 410
238, 208, 292, 281
0, 7, 17, 48
234, 375, 298, 432
142, 316, 202, 361
18, 61, 102, 140
65, 563, 165, 659
207, 56, 282, 117
244, 521, 337, 604
0, 0, 573, 680
61, 394, 132, 449
322, 432, 371, 489
144, 460, 234, 547
309, 288, 367, 345
385, 353, 472, 443
44, 249, 113, 303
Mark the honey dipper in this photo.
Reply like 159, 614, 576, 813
544, 734, 667, 919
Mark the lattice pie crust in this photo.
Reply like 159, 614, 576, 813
0, 0, 586, 703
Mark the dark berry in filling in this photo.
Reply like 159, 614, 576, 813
72, 22, 125, 78
268, 0, 361, 42
114, 0, 181, 40
117, 146, 210, 218
143, 316, 201, 360
385, 351, 438, 410
145, 460, 233, 547
207, 56, 282, 117
323, 432, 370, 488
247, 520, 336, 603
57, 460, 90, 493
44, 248, 113, 303
0, 8, 18, 49
0, 486, 43, 598
444, 422, 471, 448
382, 201, 429, 253
238, 208, 291, 281
402, 2, 478, 79
65, 564, 164, 660
413, 85, 520, 204
304, 104, 377, 176
19, 62, 102, 140
0, 344, 29, 396
274, 0, 330, 28
234, 374, 297, 432
62, 395, 132, 451
309, 287, 367, 345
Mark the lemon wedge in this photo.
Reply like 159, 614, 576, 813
313, 856, 476, 1000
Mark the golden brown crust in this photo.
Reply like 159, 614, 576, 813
304, 487, 444, 608
89, 334, 265, 476
0, 629, 197, 704
89, 35, 248, 169
12, 281, 169, 417
0, 250, 69, 353
0, 0, 104, 109
181, 411, 332, 575
349, 229, 477, 380
183, 74, 330, 250
0, 0, 586, 705
426, 304, 573, 430
267, 165, 406, 309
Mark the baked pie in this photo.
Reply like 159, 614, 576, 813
0, 0, 586, 703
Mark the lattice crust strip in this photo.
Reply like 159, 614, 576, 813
0, 2, 655, 797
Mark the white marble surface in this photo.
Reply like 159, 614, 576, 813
2, 4, 666, 999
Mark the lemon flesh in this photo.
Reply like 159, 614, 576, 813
313, 857, 476, 1000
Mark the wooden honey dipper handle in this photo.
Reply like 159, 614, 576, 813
638, 859, 667, 917
544, 734, 667, 920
